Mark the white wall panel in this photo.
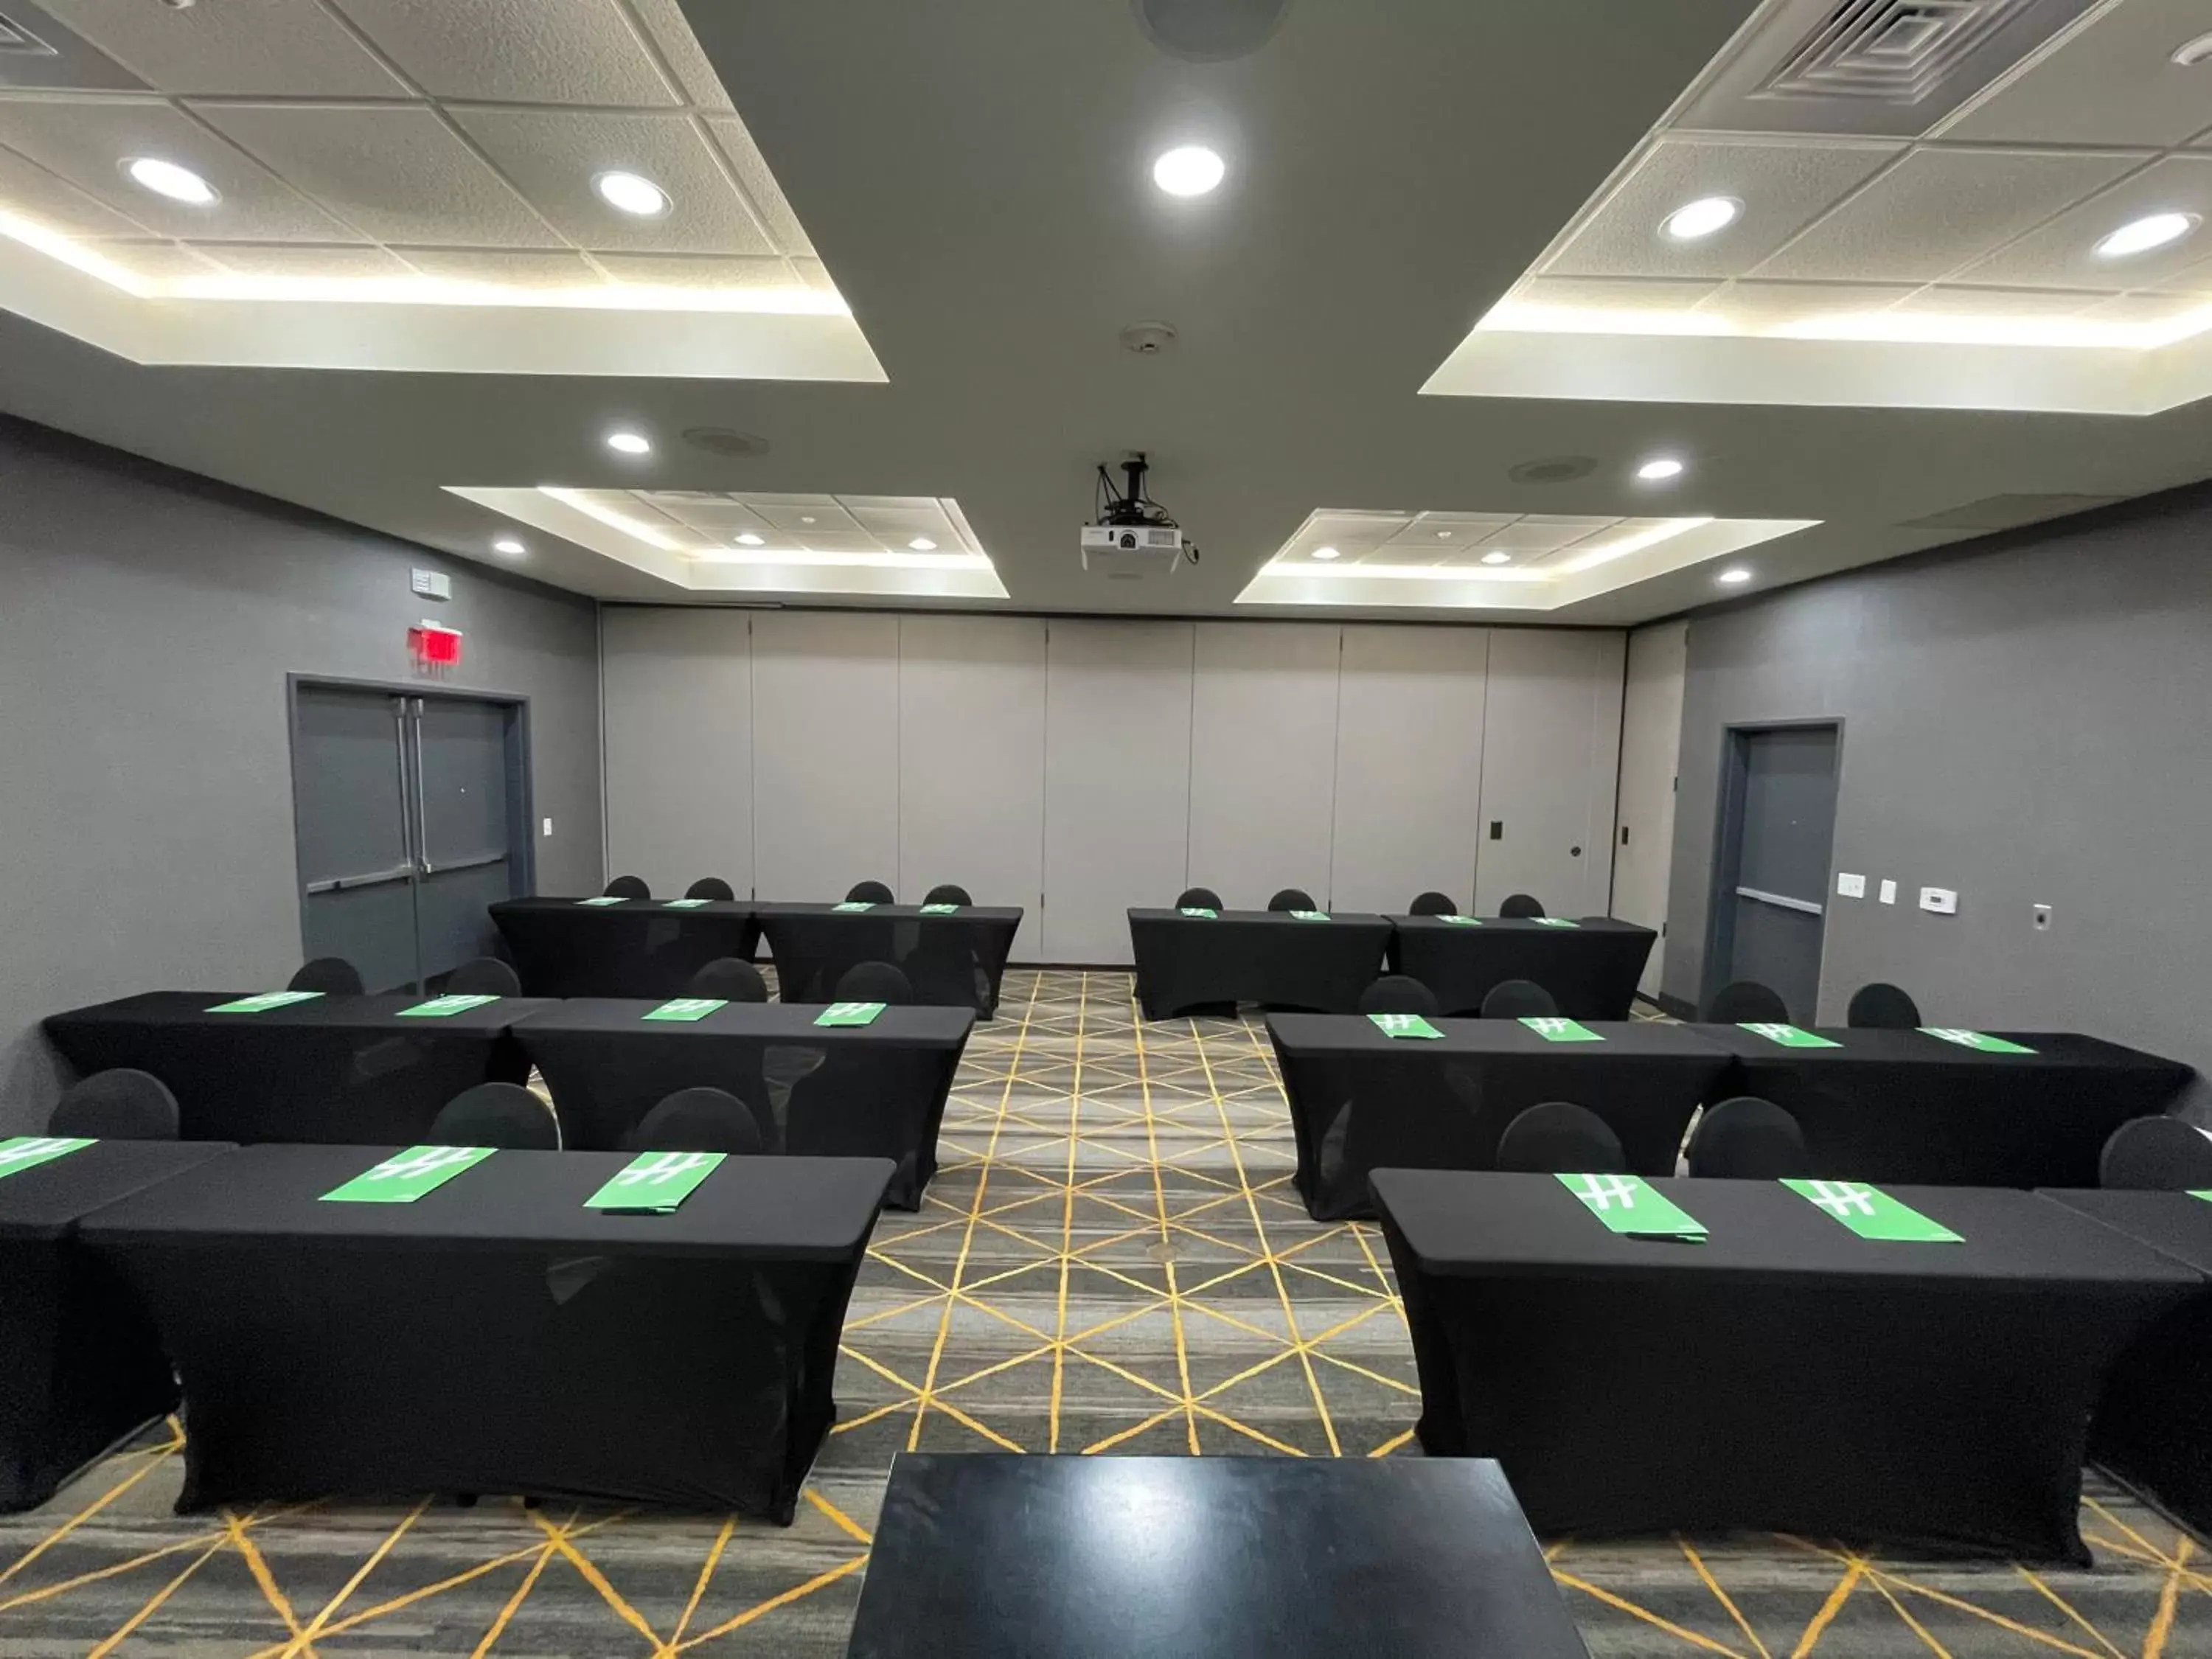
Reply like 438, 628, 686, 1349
600, 608, 752, 898
899, 615, 1046, 959
1329, 626, 1489, 915
1040, 620, 1194, 964
750, 611, 900, 900
1475, 629, 1627, 918
1612, 621, 1688, 995
1187, 624, 1341, 910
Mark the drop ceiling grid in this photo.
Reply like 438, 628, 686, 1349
617, 491, 981, 557
1284, 511, 1644, 569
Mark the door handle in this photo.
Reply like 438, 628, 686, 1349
392, 700, 416, 874
409, 698, 434, 876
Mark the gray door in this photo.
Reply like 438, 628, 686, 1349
1708, 725, 1840, 1023
411, 696, 521, 979
1473, 630, 1626, 917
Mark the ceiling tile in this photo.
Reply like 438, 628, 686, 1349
703, 114, 812, 257
625, 0, 733, 111
1952, 153, 2212, 289
1384, 512, 1518, 548
0, 97, 366, 240
793, 530, 883, 554
1753, 146, 2146, 283
2076, 291, 2212, 324
1702, 278, 1918, 325
1943, 0, 2212, 149
37, 0, 408, 97
643, 497, 776, 536
1542, 135, 1902, 281
0, 139, 150, 236
1512, 274, 1719, 314
86, 238, 220, 279
191, 241, 417, 279
450, 109, 772, 255
328, 0, 678, 107
0, 1, 146, 91
591, 490, 688, 533
392, 247, 605, 289
748, 497, 860, 532
790, 256, 838, 293
592, 251, 798, 289
1481, 516, 1618, 552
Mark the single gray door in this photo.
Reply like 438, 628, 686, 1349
411, 695, 520, 979
1708, 725, 1840, 1023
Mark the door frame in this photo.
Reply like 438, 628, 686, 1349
1700, 717, 1844, 1014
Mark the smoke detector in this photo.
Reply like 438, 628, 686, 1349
1134, 0, 1289, 61
1120, 321, 1178, 355
1508, 455, 1598, 484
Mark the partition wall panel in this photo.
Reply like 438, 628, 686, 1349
601, 607, 753, 900
1187, 624, 1342, 911
1475, 629, 1626, 919
750, 611, 901, 902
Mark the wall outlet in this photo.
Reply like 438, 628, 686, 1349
2033, 903, 2052, 932
541, 817, 554, 837
1837, 872, 1865, 899
1919, 886, 1958, 914
1878, 879, 1897, 905
410, 568, 451, 601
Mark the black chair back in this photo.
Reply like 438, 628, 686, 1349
49, 1069, 179, 1141
1175, 887, 1224, 911
1686, 1096, 1812, 1179
846, 880, 895, 905
835, 961, 914, 1006
604, 874, 651, 900
1495, 1102, 1626, 1174
630, 1087, 763, 1155
1703, 980, 1790, 1024
428, 1082, 560, 1150
444, 956, 521, 998
1408, 891, 1458, 916
684, 876, 736, 902
1356, 975, 1439, 1018
688, 958, 768, 1002
2100, 1116, 2212, 1191
1498, 893, 1545, 919
1480, 978, 1559, 1019
1847, 981, 1921, 1029
288, 956, 364, 995
923, 883, 973, 907
1268, 888, 1317, 913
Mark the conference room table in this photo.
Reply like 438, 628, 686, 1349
512, 1000, 974, 1207
0, 1138, 233, 1512
1268, 1015, 1732, 1220
1127, 908, 1393, 1019
753, 902, 1023, 1016
41, 991, 552, 1145
1387, 915, 1658, 1020
1688, 1024, 2196, 1187
1373, 1169, 2198, 1562
81, 1144, 892, 1523
488, 897, 761, 998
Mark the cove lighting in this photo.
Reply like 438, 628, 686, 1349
594, 171, 672, 218
1152, 146, 1225, 198
2095, 213, 2197, 259
123, 157, 218, 206
1660, 196, 1739, 242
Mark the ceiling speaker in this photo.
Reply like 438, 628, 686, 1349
1508, 456, 1597, 484
682, 427, 769, 459
1133, 0, 1290, 61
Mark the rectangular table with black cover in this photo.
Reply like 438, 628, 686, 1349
80, 1144, 892, 1523
1127, 909, 1393, 1019
1268, 1015, 1732, 1220
512, 1001, 973, 1207
42, 992, 554, 1145
1387, 916, 1657, 1020
752, 904, 1022, 1016
1, 1139, 233, 1512
844, 1453, 1590, 1659
488, 897, 761, 998
1374, 1169, 2199, 1562
1693, 1025, 2196, 1188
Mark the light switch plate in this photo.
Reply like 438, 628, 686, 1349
1837, 872, 1865, 898
1878, 879, 1897, 905
1919, 886, 1958, 914
2032, 904, 2052, 931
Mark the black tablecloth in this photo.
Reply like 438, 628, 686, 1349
752, 904, 1022, 1015
488, 898, 762, 999
0, 1140, 233, 1512
512, 1001, 973, 1208
1374, 1169, 2198, 1562
42, 992, 553, 1145
2042, 1189, 2212, 1537
1268, 1015, 1732, 1220
81, 1144, 891, 1522
1691, 1026, 2196, 1187
844, 1454, 1590, 1659
1127, 910, 1392, 1018
1386, 917, 1657, 1020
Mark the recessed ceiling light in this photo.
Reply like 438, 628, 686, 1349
2095, 212, 2198, 260
1718, 566, 1753, 585
908, 537, 938, 552
1661, 195, 1741, 242
1480, 549, 1512, 566
2174, 30, 2212, 66
800, 515, 817, 524
735, 532, 765, 546
1637, 456, 1686, 481
594, 170, 671, 218
493, 537, 525, 557
1436, 529, 1453, 539
605, 430, 651, 456
122, 156, 218, 206
1310, 545, 1341, 560
1152, 145, 1225, 198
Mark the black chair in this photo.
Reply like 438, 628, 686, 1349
1408, 891, 1458, 916
835, 961, 914, 1006
1479, 978, 1559, 1019
48, 1069, 179, 1141
604, 875, 651, 900
923, 883, 973, 906
1847, 981, 1921, 1029
1356, 975, 1439, 1018
1703, 980, 1790, 1024
628, 1087, 764, 1155
427, 1082, 560, 1150
2099, 1116, 2212, 1191
1686, 1096, 1812, 1179
1495, 1102, 1627, 1174
1175, 887, 1224, 911
288, 956, 364, 995
684, 876, 736, 902
1268, 888, 1317, 913
443, 956, 521, 998
687, 957, 768, 1002
1498, 893, 1545, 919
846, 880, 895, 905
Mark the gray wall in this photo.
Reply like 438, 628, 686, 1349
1663, 487, 2212, 1078
0, 417, 603, 1132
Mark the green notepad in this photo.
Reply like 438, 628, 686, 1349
320, 1145, 495, 1203
1557, 1172, 1706, 1238
663, 897, 711, 909
1436, 914, 1482, 926
1520, 1015, 1604, 1043
0, 1137, 95, 1182
1368, 1012, 1444, 1040
815, 1001, 886, 1027
1530, 917, 1579, 928
397, 993, 500, 1018
578, 896, 629, 907
642, 998, 727, 1023
832, 901, 876, 912
920, 902, 961, 914
1289, 910, 1331, 921
1178, 908, 1218, 919
1782, 1178, 1961, 1242
206, 990, 324, 1014
2191, 1191, 2212, 1206
584, 1150, 726, 1213
1739, 1022, 1842, 1049
1921, 1027, 2036, 1055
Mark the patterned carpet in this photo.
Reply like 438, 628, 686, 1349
4, 967, 2211, 1655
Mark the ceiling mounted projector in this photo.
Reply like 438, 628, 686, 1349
1082, 453, 1195, 577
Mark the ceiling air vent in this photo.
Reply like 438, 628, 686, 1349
1763, 0, 2024, 105
0, 12, 58, 54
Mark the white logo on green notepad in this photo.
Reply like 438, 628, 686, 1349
1801, 1180, 1877, 1218
611, 1151, 720, 1188
366, 1147, 484, 1183
1569, 1172, 1641, 1210
0, 1137, 92, 1173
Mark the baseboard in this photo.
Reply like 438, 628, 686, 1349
1649, 990, 1697, 1021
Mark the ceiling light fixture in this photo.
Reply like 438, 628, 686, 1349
908, 537, 937, 552
2095, 212, 2198, 259
1152, 145, 1225, 198
1310, 545, 1341, 560
122, 156, 218, 206
1636, 456, 1686, 481
735, 532, 765, 546
493, 537, 525, 557
605, 430, 652, 456
1481, 549, 1513, 565
594, 170, 672, 218
800, 515, 817, 524
1436, 529, 1453, 539
1660, 195, 1741, 242
2174, 30, 2212, 65
1718, 566, 1753, 585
